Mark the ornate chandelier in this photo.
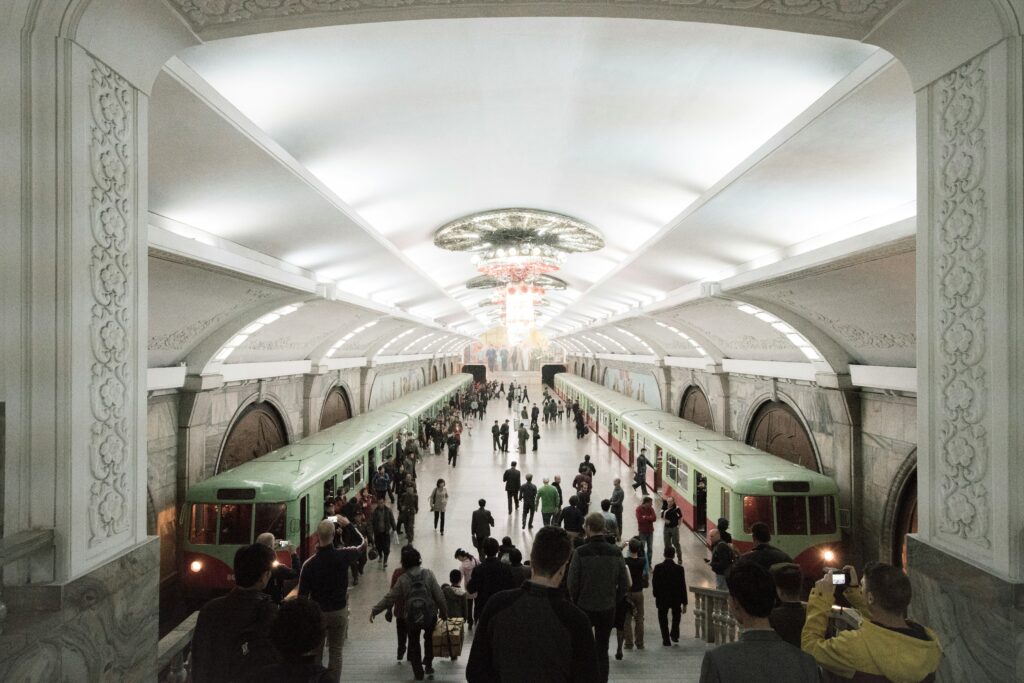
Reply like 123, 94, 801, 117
434, 208, 604, 284
434, 209, 604, 345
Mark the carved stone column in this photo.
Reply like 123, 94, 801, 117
0, 35, 159, 679
913, 35, 1024, 682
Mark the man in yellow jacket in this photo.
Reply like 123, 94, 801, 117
802, 562, 942, 683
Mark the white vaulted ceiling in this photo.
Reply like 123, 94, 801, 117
147, 16, 919, 372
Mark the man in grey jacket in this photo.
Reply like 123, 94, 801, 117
519, 473, 539, 530
566, 512, 629, 683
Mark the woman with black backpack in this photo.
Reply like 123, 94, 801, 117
370, 546, 449, 681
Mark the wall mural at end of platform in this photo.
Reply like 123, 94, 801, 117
466, 326, 566, 372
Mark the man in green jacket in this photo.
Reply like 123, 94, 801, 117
802, 563, 942, 683
537, 478, 560, 526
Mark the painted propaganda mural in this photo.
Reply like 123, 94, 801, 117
465, 326, 566, 372
603, 367, 662, 410
368, 368, 425, 410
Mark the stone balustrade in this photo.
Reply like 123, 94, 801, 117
157, 611, 199, 683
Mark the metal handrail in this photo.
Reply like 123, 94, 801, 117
157, 611, 199, 683
0, 528, 55, 635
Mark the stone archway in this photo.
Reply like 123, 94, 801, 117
217, 401, 288, 473
431, 365, 438, 382
745, 400, 819, 472
679, 385, 714, 431
319, 386, 353, 431
589, 365, 596, 382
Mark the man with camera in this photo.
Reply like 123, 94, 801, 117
802, 563, 942, 682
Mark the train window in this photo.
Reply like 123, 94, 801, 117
775, 497, 809, 535
809, 495, 837, 534
189, 503, 217, 545
218, 503, 253, 545
665, 454, 678, 483
677, 459, 689, 491
255, 503, 287, 540
742, 496, 775, 534
343, 461, 365, 491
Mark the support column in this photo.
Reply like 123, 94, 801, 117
914, 35, 1024, 682
0, 37, 158, 679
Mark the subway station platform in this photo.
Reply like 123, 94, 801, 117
343, 372, 715, 682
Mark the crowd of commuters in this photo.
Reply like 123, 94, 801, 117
189, 377, 942, 683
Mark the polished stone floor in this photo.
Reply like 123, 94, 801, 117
342, 372, 715, 681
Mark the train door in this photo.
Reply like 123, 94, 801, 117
720, 487, 731, 529
694, 471, 708, 533
299, 494, 310, 562
627, 428, 635, 465
653, 445, 663, 491
368, 448, 377, 473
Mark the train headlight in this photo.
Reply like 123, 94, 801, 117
821, 549, 836, 564
190, 560, 203, 573
272, 560, 281, 568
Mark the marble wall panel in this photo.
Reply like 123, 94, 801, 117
908, 535, 1024, 682
0, 538, 159, 682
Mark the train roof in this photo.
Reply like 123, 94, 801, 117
556, 374, 654, 416
187, 374, 472, 501
555, 373, 837, 494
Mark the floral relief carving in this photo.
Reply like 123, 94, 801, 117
167, 0, 892, 31
934, 57, 990, 548
765, 289, 915, 350
87, 59, 134, 547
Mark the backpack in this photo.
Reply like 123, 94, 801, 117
710, 541, 738, 575
226, 598, 277, 682
405, 570, 438, 630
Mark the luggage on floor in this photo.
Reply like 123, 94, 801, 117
432, 617, 465, 658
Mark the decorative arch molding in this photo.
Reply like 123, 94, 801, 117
678, 383, 715, 431
185, 295, 311, 375
214, 389, 292, 474
431, 365, 439, 382
319, 384, 353, 430
881, 448, 919, 567
740, 390, 822, 473
708, 290, 848, 375
644, 315, 727, 365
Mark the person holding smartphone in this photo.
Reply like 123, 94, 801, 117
801, 563, 942, 682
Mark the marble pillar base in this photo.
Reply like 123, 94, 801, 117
0, 537, 159, 682
907, 535, 1024, 683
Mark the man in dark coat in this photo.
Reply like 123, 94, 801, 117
741, 522, 793, 571
651, 546, 688, 646
503, 461, 522, 514
467, 537, 516, 622
467, 527, 598, 683
192, 544, 278, 683
491, 420, 500, 451
471, 498, 494, 553
499, 419, 510, 453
